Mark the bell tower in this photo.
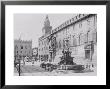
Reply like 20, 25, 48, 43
42, 15, 52, 36
44, 15, 50, 27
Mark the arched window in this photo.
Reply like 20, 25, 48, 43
79, 33, 82, 45
73, 35, 77, 46
88, 30, 93, 42
79, 33, 85, 45
83, 33, 87, 43
59, 40, 61, 49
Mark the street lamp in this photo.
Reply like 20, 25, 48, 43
18, 47, 22, 76
90, 41, 94, 61
18, 55, 21, 76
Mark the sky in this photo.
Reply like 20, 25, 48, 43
14, 14, 76, 48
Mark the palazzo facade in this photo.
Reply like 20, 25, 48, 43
38, 14, 97, 63
14, 39, 32, 60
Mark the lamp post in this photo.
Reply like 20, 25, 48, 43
18, 46, 22, 76
18, 55, 21, 76
90, 41, 94, 61
19, 58, 20, 76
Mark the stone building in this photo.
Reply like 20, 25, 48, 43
38, 14, 97, 63
38, 15, 52, 61
14, 39, 32, 60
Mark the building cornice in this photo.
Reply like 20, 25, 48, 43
39, 14, 96, 41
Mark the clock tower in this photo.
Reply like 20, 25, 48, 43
42, 15, 52, 36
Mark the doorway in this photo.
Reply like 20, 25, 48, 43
85, 50, 90, 59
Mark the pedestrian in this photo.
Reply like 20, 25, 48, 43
32, 57, 34, 66
32, 61, 34, 66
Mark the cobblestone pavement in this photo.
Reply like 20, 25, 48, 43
14, 61, 97, 76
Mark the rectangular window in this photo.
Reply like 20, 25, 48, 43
79, 22, 82, 28
84, 34, 87, 43
73, 37, 77, 46
87, 18, 90, 25
80, 34, 85, 45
